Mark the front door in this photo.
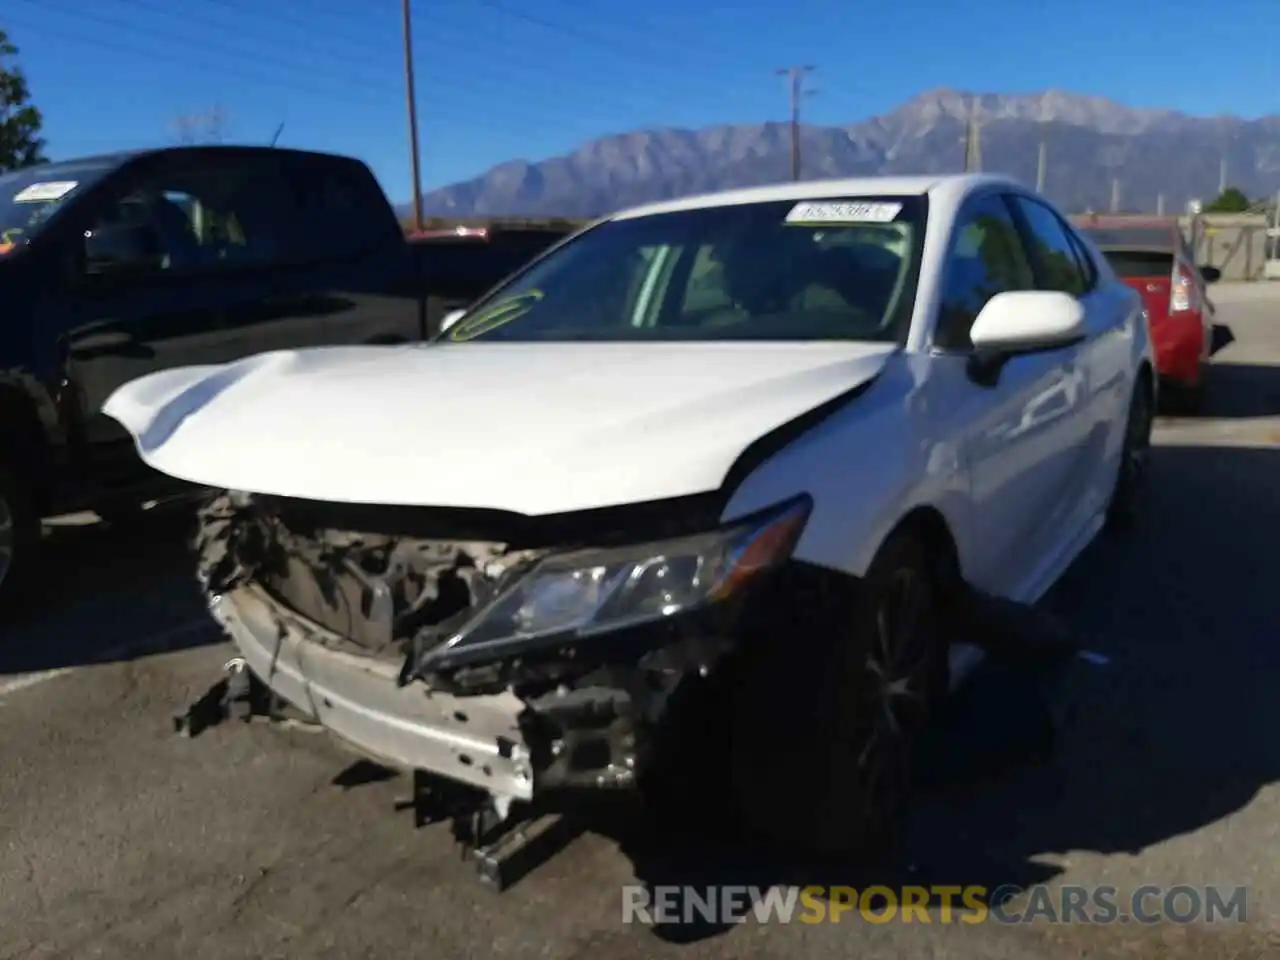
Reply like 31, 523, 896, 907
923, 191, 1090, 600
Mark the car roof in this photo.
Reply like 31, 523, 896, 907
609, 173, 1024, 222
12, 145, 368, 179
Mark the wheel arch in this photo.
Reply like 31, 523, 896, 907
876, 504, 965, 612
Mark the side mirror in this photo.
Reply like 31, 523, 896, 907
1198, 264, 1221, 284
967, 290, 1086, 385
440, 308, 466, 333
84, 222, 164, 275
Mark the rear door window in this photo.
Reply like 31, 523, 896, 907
1099, 250, 1176, 278
287, 157, 400, 261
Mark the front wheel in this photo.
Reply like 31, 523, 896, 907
727, 533, 948, 861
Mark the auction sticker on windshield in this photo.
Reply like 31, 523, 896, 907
13, 181, 78, 203
448, 290, 545, 341
785, 200, 902, 224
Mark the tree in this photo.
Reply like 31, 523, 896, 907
0, 29, 47, 172
169, 105, 231, 145
1204, 186, 1250, 214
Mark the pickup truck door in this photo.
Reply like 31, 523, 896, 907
42, 155, 308, 467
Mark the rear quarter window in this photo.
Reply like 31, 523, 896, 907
1100, 250, 1176, 278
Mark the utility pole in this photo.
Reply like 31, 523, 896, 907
1110, 177, 1121, 214
963, 98, 982, 172
402, 0, 424, 232
1156, 193, 1165, 216
1035, 139, 1047, 193
776, 65, 815, 181
1218, 154, 1227, 195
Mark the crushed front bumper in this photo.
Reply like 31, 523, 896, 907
210, 584, 537, 800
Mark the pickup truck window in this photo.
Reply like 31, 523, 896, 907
82, 158, 297, 277
287, 157, 401, 261
0, 159, 117, 254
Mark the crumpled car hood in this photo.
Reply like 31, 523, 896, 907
102, 341, 896, 515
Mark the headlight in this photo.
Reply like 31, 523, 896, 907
424, 496, 811, 662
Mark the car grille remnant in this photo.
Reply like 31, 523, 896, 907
195, 490, 543, 661
193, 489, 753, 793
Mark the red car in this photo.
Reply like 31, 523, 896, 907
1076, 216, 1220, 412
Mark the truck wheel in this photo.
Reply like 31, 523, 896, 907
727, 532, 947, 861
0, 467, 40, 619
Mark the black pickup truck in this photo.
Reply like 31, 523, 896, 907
0, 145, 573, 613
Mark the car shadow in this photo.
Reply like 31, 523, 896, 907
579, 441, 1280, 943
273, 442, 1279, 945
1163, 359, 1280, 419
1210, 322, 1235, 356
0, 503, 219, 677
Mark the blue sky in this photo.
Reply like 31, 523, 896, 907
8, 0, 1279, 204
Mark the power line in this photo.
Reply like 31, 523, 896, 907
26, 0, 747, 136
12, 3, 670, 137
469, 0, 755, 85
776, 66, 815, 181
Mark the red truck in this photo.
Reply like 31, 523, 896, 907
1075, 215, 1220, 412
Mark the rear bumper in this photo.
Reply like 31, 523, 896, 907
210, 584, 536, 800
1151, 313, 1207, 386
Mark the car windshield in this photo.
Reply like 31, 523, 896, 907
439, 196, 925, 343
0, 159, 119, 255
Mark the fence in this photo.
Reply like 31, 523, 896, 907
1182, 215, 1271, 282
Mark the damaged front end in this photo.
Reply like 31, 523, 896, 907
196, 489, 810, 804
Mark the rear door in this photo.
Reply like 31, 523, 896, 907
221, 154, 422, 350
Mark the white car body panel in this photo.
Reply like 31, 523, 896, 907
102, 341, 896, 515
103, 173, 1152, 616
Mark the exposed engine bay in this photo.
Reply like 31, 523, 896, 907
193, 489, 808, 795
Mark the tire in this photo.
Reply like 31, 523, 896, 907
0, 466, 41, 620
1106, 375, 1154, 531
725, 532, 948, 861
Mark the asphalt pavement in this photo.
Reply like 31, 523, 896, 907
3, 286, 1280, 960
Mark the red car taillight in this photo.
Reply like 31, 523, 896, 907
1170, 263, 1197, 314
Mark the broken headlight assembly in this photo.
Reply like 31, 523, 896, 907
418, 495, 812, 669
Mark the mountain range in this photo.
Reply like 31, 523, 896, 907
414, 88, 1280, 218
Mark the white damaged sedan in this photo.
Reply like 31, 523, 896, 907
104, 174, 1153, 859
